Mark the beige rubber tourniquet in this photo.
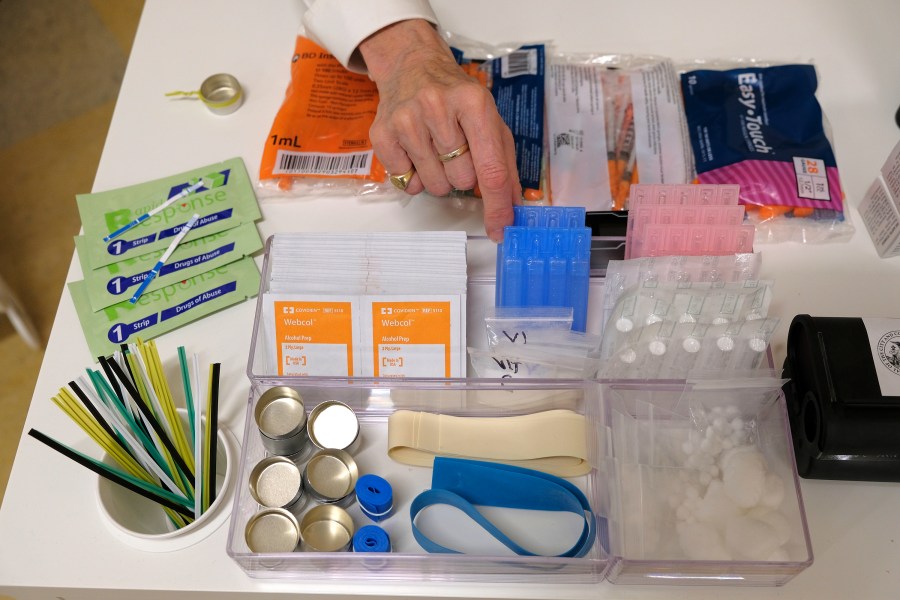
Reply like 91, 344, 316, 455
387, 409, 592, 477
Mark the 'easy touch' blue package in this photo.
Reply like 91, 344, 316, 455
680, 63, 853, 243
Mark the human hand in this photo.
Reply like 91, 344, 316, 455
359, 19, 521, 242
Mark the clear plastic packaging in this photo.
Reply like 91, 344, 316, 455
545, 53, 694, 211
601, 256, 763, 335
468, 345, 593, 379
596, 271, 776, 379
483, 306, 574, 349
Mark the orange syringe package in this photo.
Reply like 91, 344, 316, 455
259, 36, 389, 195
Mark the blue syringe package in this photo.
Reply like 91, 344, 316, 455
496, 224, 591, 332
680, 63, 854, 243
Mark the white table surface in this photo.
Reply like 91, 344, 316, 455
3, 0, 900, 598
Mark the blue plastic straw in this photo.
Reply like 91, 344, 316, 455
129, 213, 200, 304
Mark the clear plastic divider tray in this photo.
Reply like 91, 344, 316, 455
226, 378, 611, 582
230, 234, 813, 586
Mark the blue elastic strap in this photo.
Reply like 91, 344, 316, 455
353, 525, 391, 553
410, 457, 597, 558
356, 474, 393, 521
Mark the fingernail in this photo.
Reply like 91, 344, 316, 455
488, 228, 504, 243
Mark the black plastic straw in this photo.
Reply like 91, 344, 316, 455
28, 429, 193, 518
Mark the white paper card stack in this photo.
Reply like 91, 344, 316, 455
262, 232, 467, 378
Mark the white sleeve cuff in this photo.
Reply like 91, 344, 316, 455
302, 0, 439, 74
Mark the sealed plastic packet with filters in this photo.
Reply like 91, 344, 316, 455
679, 60, 854, 243
545, 53, 695, 211
595, 254, 772, 379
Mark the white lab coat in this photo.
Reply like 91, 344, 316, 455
301, 0, 438, 73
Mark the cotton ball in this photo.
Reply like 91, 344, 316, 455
616, 317, 634, 333
676, 521, 732, 561
748, 507, 792, 546
725, 516, 782, 560
721, 447, 767, 508
693, 480, 741, 530
619, 348, 637, 363
683, 337, 701, 352
761, 473, 785, 509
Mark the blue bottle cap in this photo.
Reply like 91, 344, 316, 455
355, 474, 393, 521
352, 525, 391, 553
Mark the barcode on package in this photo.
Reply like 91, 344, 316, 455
273, 149, 373, 176
501, 49, 538, 78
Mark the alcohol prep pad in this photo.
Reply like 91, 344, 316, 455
363, 295, 463, 378
262, 294, 361, 377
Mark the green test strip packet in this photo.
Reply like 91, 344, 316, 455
68, 256, 261, 357
76, 157, 261, 270
75, 222, 263, 312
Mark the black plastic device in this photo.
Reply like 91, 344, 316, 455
782, 314, 900, 482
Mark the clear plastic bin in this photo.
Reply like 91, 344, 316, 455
601, 380, 813, 585
229, 234, 812, 586
226, 378, 611, 582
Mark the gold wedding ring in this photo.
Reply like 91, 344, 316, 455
438, 142, 469, 162
389, 167, 415, 191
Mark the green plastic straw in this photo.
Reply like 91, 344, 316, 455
177, 346, 195, 450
